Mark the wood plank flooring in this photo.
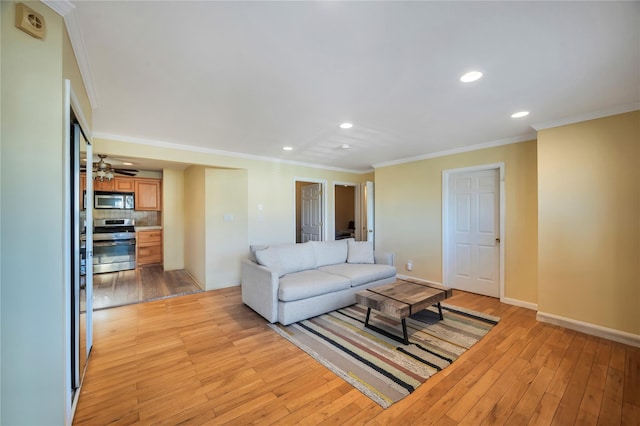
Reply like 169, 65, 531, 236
73, 287, 640, 425
86, 266, 203, 310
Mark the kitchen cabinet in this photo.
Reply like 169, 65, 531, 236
94, 179, 115, 191
114, 177, 135, 192
79, 173, 162, 211
137, 229, 163, 266
135, 178, 161, 211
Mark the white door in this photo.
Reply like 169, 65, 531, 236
301, 183, 322, 242
360, 181, 375, 243
447, 169, 500, 297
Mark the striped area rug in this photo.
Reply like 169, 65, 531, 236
270, 303, 499, 408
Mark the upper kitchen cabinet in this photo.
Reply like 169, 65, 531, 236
135, 178, 162, 211
114, 177, 135, 192
94, 179, 115, 191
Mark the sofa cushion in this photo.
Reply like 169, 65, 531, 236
255, 243, 316, 277
249, 244, 269, 262
347, 240, 375, 264
311, 239, 351, 267
278, 270, 351, 302
318, 263, 397, 287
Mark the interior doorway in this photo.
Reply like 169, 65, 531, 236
294, 179, 326, 243
442, 163, 504, 298
334, 183, 357, 240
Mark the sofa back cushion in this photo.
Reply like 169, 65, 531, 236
311, 239, 351, 267
347, 240, 375, 264
255, 242, 316, 277
249, 244, 269, 262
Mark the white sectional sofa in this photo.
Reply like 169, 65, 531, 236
241, 239, 397, 325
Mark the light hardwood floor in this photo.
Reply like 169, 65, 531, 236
73, 287, 640, 425
86, 266, 203, 310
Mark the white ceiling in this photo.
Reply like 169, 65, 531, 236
64, 1, 639, 172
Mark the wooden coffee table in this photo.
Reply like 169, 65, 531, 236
355, 280, 453, 344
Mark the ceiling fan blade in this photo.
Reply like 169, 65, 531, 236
114, 169, 138, 177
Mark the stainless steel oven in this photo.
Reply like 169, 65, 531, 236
91, 218, 136, 273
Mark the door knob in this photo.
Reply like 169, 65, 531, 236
495, 238, 501, 243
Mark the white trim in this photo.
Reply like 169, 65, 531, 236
537, 311, 640, 348
442, 163, 505, 299
63, 80, 73, 426
42, 0, 74, 16
43, 0, 100, 109
293, 178, 328, 242
373, 133, 535, 169
501, 297, 537, 311
396, 274, 444, 286
531, 103, 640, 131
93, 132, 372, 174
63, 9, 99, 109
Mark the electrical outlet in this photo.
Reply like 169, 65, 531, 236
406, 260, 413, 271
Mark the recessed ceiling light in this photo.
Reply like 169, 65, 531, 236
339, 122, 353, 129
460, 71, 483, 83
511, 111, 530, 118
282, 146, 293, 151
122, 162, 133, 166
341, 144, 350, 150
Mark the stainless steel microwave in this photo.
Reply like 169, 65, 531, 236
92, 191, 135, 209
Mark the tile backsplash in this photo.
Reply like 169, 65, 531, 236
81, 210, 160, 227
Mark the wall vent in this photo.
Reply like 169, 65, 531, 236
15, 3, 46, 40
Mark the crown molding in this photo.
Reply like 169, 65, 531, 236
42, 0, 74, 16
43, 0, 99, 109
531, 103, 640, 131
372, 132, 537, 169
93, 132, 373, 175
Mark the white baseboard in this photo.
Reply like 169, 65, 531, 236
537, 311, 640, 348
397, 274, 639, 348
396, 274, 443, 286
501, 297, 538, 311
399, 276, 538, 311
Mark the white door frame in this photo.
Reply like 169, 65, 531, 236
293, 177, 328, 242
442, 163, 505, 300
64, 80, 94, 423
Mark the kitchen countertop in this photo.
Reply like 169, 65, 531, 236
135, 226, 162, 231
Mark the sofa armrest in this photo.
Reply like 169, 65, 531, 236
374, 251, 394, 266
241, 259, 279, 323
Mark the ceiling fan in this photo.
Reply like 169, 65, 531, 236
81, 154, 139, 180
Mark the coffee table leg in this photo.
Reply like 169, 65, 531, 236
363, 308, 410, 345
401, 318, 409, 345
437, 302, 443, 320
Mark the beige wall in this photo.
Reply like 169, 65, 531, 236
375, 140, 538, 304
162, 168, 185, 271
205, 168, 248, 289
184, 166, 206, 286
537, 111, 639, 335
93, 138, 372, 249
63, 27, 92, 128
1, 1, 92, 423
